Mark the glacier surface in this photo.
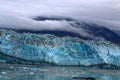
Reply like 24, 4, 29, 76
0, 29, 120, 68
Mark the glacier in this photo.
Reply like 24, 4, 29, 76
0, 29, 120, 68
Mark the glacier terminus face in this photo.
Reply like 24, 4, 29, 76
0, 29, 120, 69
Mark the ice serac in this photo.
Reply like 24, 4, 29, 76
0, 29, 120, 67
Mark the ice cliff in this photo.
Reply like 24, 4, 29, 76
0, 29, 120, 68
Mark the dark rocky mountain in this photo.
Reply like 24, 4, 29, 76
11, 16, 120, 43
33, 16, 75, 21
69, 22, 120, 43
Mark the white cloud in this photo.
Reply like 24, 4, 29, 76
0, 0, 120, 31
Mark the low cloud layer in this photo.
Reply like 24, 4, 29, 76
0, 0, 120, 32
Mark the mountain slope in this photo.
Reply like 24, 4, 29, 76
32, 16, 120, 43
69, 22, 120, 43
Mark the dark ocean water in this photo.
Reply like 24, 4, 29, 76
0, 63, 120, 80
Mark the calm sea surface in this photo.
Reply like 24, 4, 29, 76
0, 63, 120, 80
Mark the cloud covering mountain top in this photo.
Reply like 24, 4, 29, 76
0, 0, 120, 30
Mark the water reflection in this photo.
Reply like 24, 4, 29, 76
0, 63, 120, 80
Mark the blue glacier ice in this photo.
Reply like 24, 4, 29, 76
0, 29, 120, 68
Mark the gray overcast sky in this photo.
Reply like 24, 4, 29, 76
0, 0, 120, 31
